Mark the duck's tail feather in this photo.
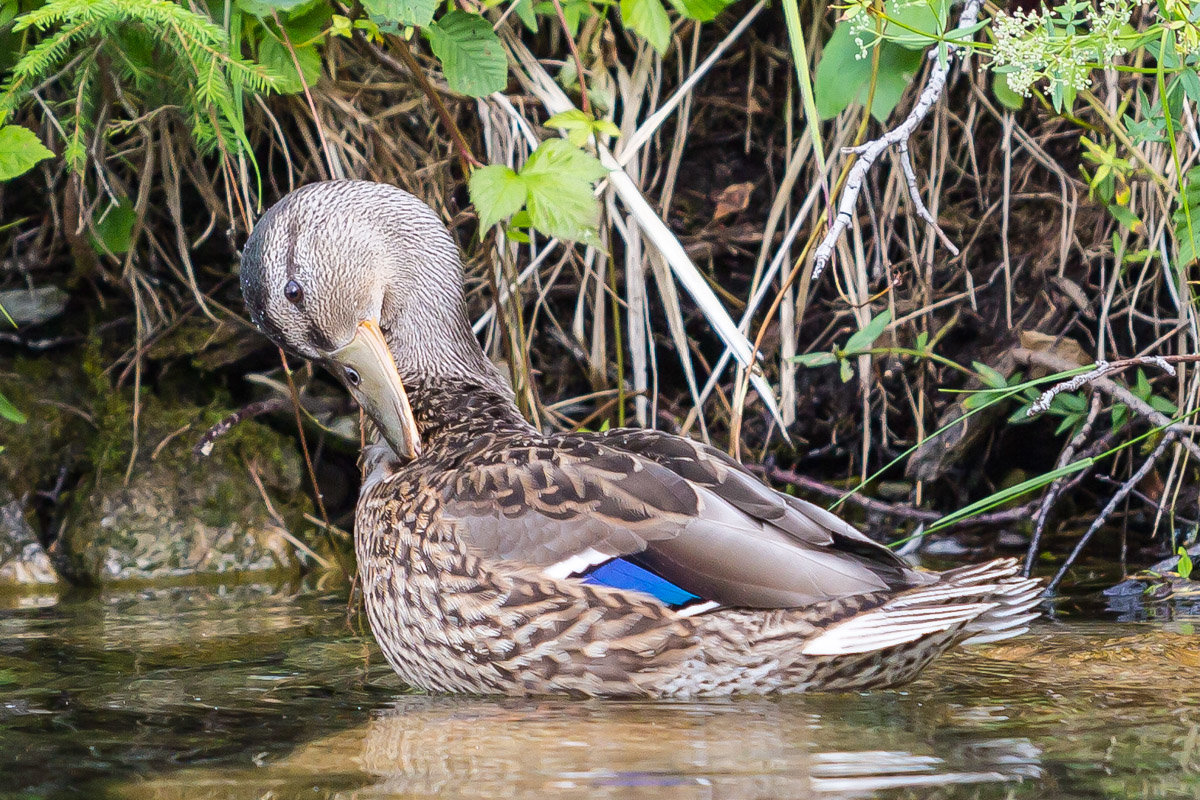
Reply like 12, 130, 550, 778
800, 558, 1043, 657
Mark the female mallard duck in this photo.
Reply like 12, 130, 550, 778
240, 180, 1041, 698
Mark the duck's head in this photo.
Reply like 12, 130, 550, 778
240, 180, 504, 460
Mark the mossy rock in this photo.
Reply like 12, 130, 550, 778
0, 353, 93, 502
0, 493, 60, 588
61, 395, 313, 585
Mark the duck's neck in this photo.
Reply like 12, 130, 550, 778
380, 302, 532, 443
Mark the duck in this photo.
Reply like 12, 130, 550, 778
239, 180, 1042, 698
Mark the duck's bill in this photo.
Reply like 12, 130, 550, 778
325, 319, 421, 460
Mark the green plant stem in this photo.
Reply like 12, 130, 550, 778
388, 33, 481, 171
781, 0, 826, 177
547, 0, 590, 117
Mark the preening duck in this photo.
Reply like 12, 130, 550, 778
240, 180, 1042, 697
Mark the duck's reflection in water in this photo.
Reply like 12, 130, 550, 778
349, 697, 1039, 798
117, 695, 1037, 800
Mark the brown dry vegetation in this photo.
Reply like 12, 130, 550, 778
1, 5, 1197, 585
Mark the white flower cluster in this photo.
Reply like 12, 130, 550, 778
991, 0, 1134, 99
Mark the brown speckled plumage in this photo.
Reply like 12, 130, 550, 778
241, 180, 1043, 697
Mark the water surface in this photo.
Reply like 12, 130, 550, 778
3, 583, 1199, 799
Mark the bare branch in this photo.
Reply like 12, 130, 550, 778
1046, 431, 1176, 594
811, 0, 982, 280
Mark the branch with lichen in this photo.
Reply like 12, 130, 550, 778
811, 0, 981, 281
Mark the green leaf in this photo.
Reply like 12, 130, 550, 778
259, 36, 322, 95
884, 0, 949, 49
236, 0, 313, 16
814, 25, 923, 121
1008, 402, 1034, 423
425, 11, 508, 97
545, 110, 619, 146
972, 361, 1008, 389
92, 199, 136, 255
1054, 413, 1082, 436
1149, 394, 1179, 415
620, 0, 671, 56
790, 351, 837, 367
665, 0, 733, 22
839, 358, 854, 383
963, 388, 1006, 410
469, 165, 527, 234
519, 139, 607, 241
1178, 547, 1193, 581
0, 390, 25, 424
844, 309, 891, 354
992, 72, 1024, 111
1134, 368, 1152, 399
362, 0, 437, 27
512, 0, 538, 31
0, 124, 53, 181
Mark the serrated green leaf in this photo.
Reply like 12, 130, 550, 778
0, 125, 53, 181
620, 0, 671, 56
92, 199, 136, 255
425, 11, 508, 97
512, 0, 538, 31
972, 361, 1008, 389
790, 351, 837, 367
844, 309, 891, 354
362, 0, 437, 27
259, 36, 322, 95
545, 110, 618, 146
545, 109, 592, 129
277, 1, 336, 45
0, 390, 25, 424
519, 139, 607, 241
469, 165, 527, 234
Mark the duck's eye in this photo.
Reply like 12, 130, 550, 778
344, 367, 361, 387
284, 279, 304, 305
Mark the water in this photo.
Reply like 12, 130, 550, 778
3, 582, 1199, 799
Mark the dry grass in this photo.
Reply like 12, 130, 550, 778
2, 3, 1197, 568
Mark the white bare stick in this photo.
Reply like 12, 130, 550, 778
1028, 355, 1179, 416
500, 26, 789, 432
898, 141, 959, 255
616, 1, 766, 166
811, 0, 982, 280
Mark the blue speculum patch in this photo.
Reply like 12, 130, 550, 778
579, 558, 700, 607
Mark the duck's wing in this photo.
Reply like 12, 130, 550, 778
440, 430, 922, 610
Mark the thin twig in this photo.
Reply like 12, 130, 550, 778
811, 0, 982, 280
194, 397, 291, 458
547, 0, 590, 117
383, 34, 481, 171
1046, 431, 1176, 594
1028, 353, 1191, 415
1015, 349, 1200, 461
1024, 393, 1103, 575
